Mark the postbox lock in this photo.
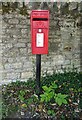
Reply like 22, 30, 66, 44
38, 29, 42, 32
36, 29, 44, 48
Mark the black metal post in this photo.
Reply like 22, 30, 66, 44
36, 54, 41, 97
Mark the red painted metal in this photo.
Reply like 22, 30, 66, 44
31, 10, 49, 54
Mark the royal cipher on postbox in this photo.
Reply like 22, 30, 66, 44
31, 10, 49, 54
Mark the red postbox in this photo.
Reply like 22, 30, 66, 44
31, 10, 49, 54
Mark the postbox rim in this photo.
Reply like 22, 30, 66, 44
31, 10, 49, 12
31, 10, 49, 15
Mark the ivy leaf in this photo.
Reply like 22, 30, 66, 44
40, 94, 46, 102
55, 97, 62, 106
27, 98, 33, 105
51, 82, 58, 89
61, 94, 68, 98
47, 109, 56, 116
54, 93, 68, 106
19, 90, 26, 96
62, 99, 68, 104
47, 110, 52, 115
49, 91, 54, 97
42, 86, 49, 91
18, 95, 24, 101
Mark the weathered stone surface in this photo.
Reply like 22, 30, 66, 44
6, 29, 21, 36
6, 72, 20, 80
69, 2, 78, 11
19, 48, 28, 55
21, 72, 33, 79
5, 43, 13, 49
17, 39, 28, 43
49, 42, 61, 52
8, 18, 19, 24
8, 58, 16, 63
64, 60, 71, 65
0, 63, 3, 71
12, 63, 22, 69
1, 2, 81, 83
16, 24, 28, 29
14, 43, 26, 48
0, 38, 2, 43
4, 62, 22, 70
78, 2, 82, 12
23, 62, 33, 69
21, 29, 28, 34
3, 48, 19, 57
4, 63, 13, 70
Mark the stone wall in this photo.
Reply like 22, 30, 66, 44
1, 2, 82, 84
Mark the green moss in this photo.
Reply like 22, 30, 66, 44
2, 3, 29, 16
60, 3, 69, 15
2, 5, 10, 14
19, 7, 29, 16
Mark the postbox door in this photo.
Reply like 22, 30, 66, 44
36, 31, 44, 47
32, 28, 48, 54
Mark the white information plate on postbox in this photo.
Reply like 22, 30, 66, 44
36, 33, 44, 47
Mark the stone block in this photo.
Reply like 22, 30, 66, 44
64, 60, 71, 65
16, 25, 28, 29
78, 2, 82, 12
49, 41, 61, 52
23, 62, 33, 69
8, 58, 16, 63
6, 72, 20, 80
28, 48, 31, 54
21, 71, 33, 79
4, 63, 13, 70
12, 62, 22, 69
69, 2, 78, 11
2, 57, 8, 64
4, 62, 22, 70
19, 19, 26, 25
17, 39, 27, 43
14, 43, 26, 48
16, 56, 28, 62
8, 18, 19, 24
1, 79, 12, 85
5, 43, 13, 49
0, 63, 3, 71
21, 29, 28, 34
53, 55, 64, 66
6, 29, 21, 36
19, 48, 27, 55
3, 48, 19, 57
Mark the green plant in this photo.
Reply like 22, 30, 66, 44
27, 94, 39, 105
18, 90, 26, 102
2, 103, 8, 118
40, 82, 68, 106
47, 109, 55, 116
2, 69, 81, 119
54, 93, 68, 106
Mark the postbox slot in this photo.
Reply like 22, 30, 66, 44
33, 18, 48, 21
